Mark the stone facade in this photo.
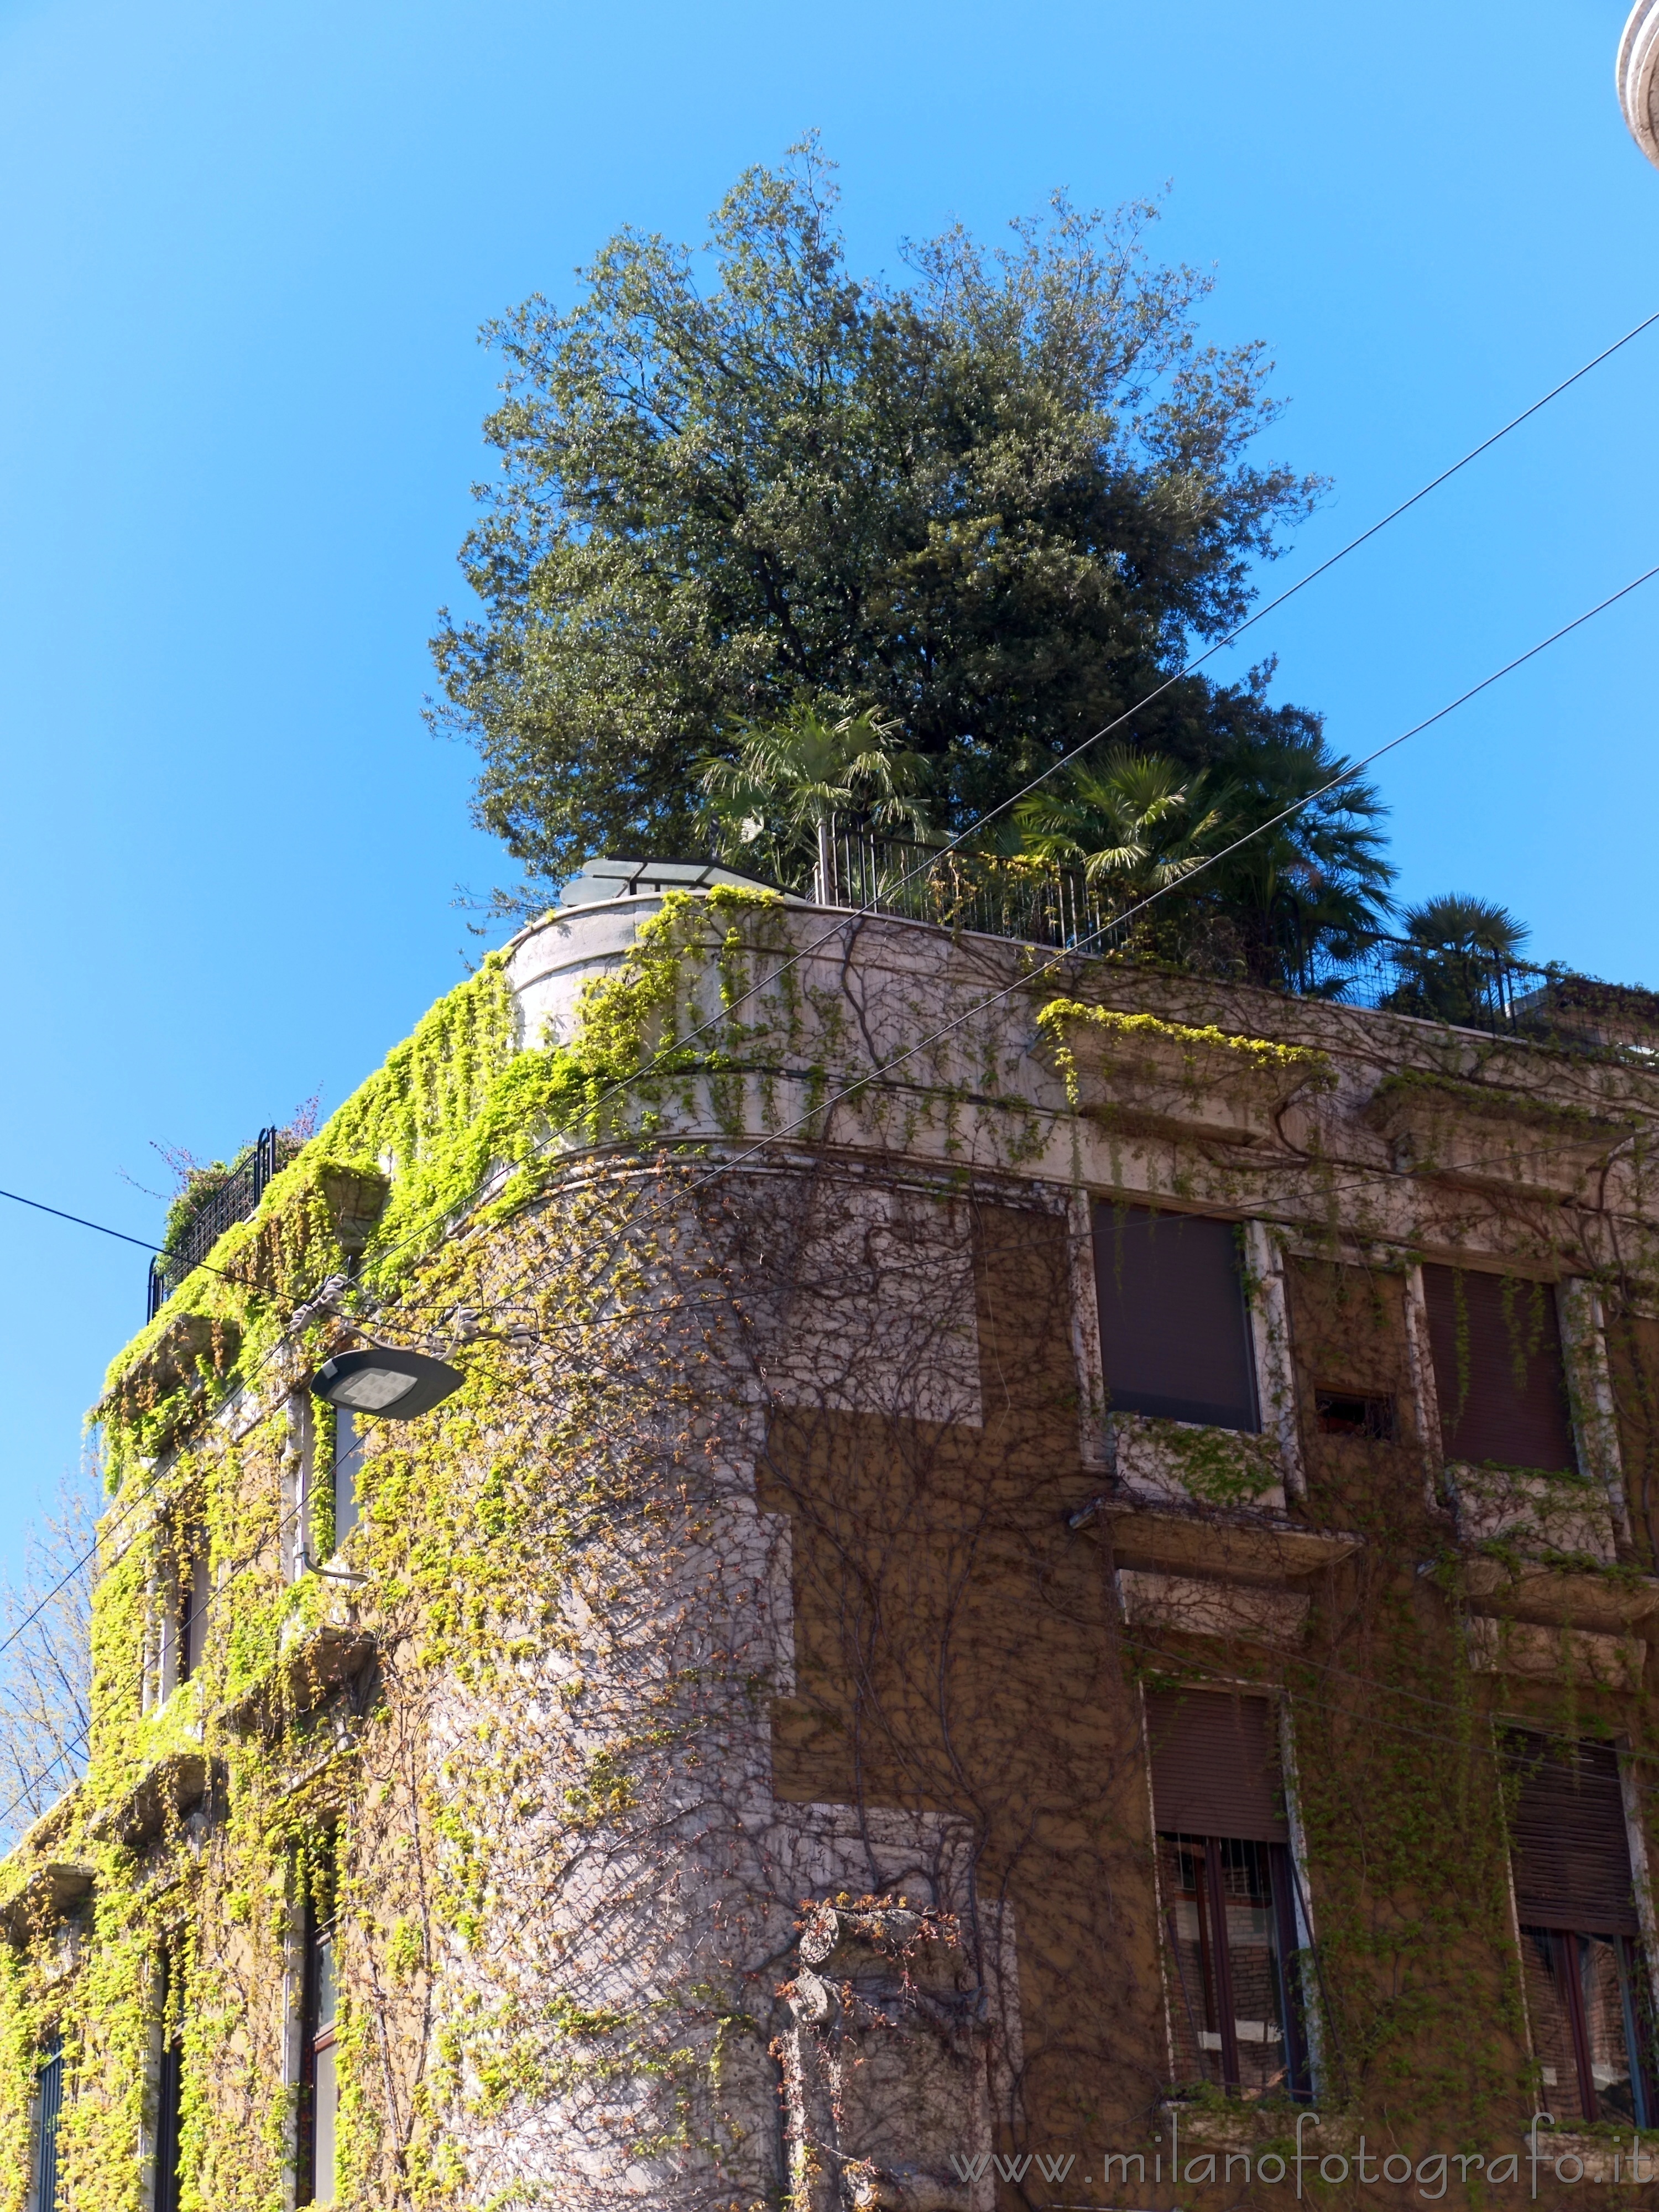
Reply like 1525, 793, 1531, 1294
7, 881, 1659, 2208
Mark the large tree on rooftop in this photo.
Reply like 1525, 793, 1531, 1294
431, 137, 1329, 899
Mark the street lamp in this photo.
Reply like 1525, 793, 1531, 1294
308, 1346, 463, 1420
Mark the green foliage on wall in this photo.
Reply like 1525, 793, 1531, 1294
4, 894, 1659, 2208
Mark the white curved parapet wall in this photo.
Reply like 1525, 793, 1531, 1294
1621, 0, 1659, 166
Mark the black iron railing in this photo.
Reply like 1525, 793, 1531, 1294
817, 834, 1120, 951
809, 835, 1659, 1056
1283, 935, 1659, 1052
147, 1126, 289, 1321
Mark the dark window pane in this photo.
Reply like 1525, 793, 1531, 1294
1314, 1389, 1395, 1440
1521, 1927, 1655, 2126
1582, 1935, 1645, 2124
333, 1413, 362, 1547
1522, 1927, 1582, 2114
154, 1949, 185, 2212
1422, 1266, 1575, 1471
1093, 1205, 1258, 1431
154, 2037, 184, 2212
33, 2041, 62, 2212
1157, 1835, 1307, 2101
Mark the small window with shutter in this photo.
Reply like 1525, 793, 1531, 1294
1422, 1267, 1575, 1472
1503, 1731, 1657, 2126
1094, 1206, 1259, 1432
1144, 1688, 1311, 2100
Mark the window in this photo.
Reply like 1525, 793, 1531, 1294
1505, 1732, 1657, 2124
153, 1956, 184, 2212
179, 1530, 210, 1683
157, 1526, 209, 1697
1146, 1688, 1311, 2099
32, 2038, 62, 2212
1422, 1267, 1575, 1471
300, 1913, 340, 2205
1093, 1205, 1259, 1432
1314, 1390, 1395, 1441
332, 1411, 363, 1549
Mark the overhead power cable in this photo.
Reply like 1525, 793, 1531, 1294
0, 1187, 168, 1256
3, 321, 1656, 1748
679, 560, 1659, 1198
12, 1562, 1659, 1852
0, 1187, 250, 1290
8, 309, 1657, 1301
858, 304, 1659, 873
457, 301, 1659, 1141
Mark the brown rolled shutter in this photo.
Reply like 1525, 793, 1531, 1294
1422, 1266, 1575, 1472
1145, 1688, 1287, 1842
1504, 1732, 1639, 1934
1094, 1204, 1259, 1432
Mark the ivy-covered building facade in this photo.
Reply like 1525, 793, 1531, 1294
8, 869, 1659, 2210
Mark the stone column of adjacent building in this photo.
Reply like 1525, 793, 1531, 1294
1620, 0, 1659, 165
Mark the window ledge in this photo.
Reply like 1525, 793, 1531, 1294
1467, 1616, 1645, 1691
1464, 1558, 1659, 1634
1447, 1463, 1617, 1563
1365, 1076, 1637, 1198
280, 1615, 374, 1706
1112, 1413, 1287, 1515
1042, 1007, 1323, 1147
0, 1861, 94, 1948
87, 1750, 210, 1850
1078, 1493, 1363, 1579
1521, 2133, 1657, 2184
1118, 1568, 1310, 1646
221, 1618, 374, 1734
1160, 2099, 1317, 2143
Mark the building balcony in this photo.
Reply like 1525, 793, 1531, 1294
1073, 1487, 1364, 1650
146, 1124, 298, 1318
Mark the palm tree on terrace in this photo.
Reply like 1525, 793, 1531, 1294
700, 705, 932, 904
1203, 732, 1396, 988
1400, 894, 1530, 961
1013, 745, 1227, 900
1012, 734, 1394, 984
1383, 894, 1531, 1026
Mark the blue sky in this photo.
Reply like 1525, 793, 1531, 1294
0, 0, 1653, 1563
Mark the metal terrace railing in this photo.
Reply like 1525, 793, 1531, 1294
147, 1126, 293, 1321
808, 834, 1659, 1057
817, 833, 1119, 951
1289, 936, 1659, 1052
